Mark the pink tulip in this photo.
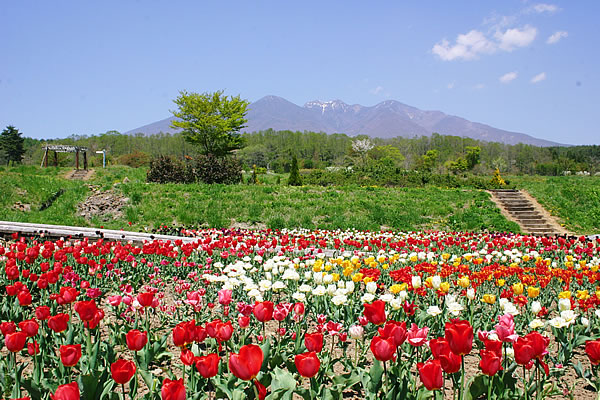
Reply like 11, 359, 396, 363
107, 295, 122, 307
407, 323, 429, 347
218, 289, 233, 306
495, 314, 518, 343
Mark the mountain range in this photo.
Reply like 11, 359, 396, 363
124, 95, 561, 146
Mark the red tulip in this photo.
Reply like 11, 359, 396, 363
586, 339, 600, 365
161, 378, 186, 400
111, 359, 136, 384
238, 315, 250, 328
35, 305, 51, 320
295, 352, 321, 378
74, 300, 98, 322
48, 313, 70, 333
126, 329, 148, 351
83, 308, 105, 330
444, 319, 473, 356
304, 332, 324, 353
363, 300, 386, 325
513, 337, 535, 365
17, 290, 32, 306
56, 286, 79, 305
378, 320, 407, 347
195, 353, 220, 378
526, 331, 549, 359
5, 331, 27, 352
50, 382, 80, 400
216, 321, 234, 342
180, 348, 195, 366
229, 344, 263, 380
19, 319, 39, 337
418, 359, 443, 391
172, 321, 194, 347
137, 292, 155, 308
28, 341, 40, 355
60, 344, 82, 367
254, 380, 267, 400
428, 338, 461, 374
480, 349, 502, 376
253, 301, 274, 323
407, 323, 429, 347
0, 321, 16, 335
370, 336, 396, 362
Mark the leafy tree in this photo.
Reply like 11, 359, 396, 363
287, 155, 302, 186
0, 125, 25, 165
171, 90, 250, 157
419, 149, 439, 172
465, 146, 481, 170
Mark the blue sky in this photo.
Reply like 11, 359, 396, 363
1, 1, 598, 144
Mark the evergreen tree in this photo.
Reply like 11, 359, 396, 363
0, 125, 25, 165
287, 155, 302, 186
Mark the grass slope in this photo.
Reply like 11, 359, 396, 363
2, 166, 519, 233
510, 175, 600, 234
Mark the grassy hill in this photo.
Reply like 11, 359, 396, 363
0, 166, 521, 233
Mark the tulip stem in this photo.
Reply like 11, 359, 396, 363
122, 383, 126, 400
488, 375, 493, 400
252, 380, 260, 400
460, 357, 465, 400
383, 361, 388, 396
523, 366, 528, 400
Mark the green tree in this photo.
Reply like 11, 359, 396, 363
0, 125, 26, 165
287, 155, 302, 186
465, 146, 481, 170
419, 149, 439, 171
171, 90, 249, 157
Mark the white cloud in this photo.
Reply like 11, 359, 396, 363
500, 71, 518, 83
433, 25, 537, 61
474, 83, 485, 90
531, 72, 547, 83
447, 82, 456, 89
495, 25, 538, 51
370, 86, 384, 95
547, 31, 568, 44
528, 3, 560, 14
432, 30, 496, 61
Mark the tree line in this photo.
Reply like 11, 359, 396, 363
8, 128, 600, 175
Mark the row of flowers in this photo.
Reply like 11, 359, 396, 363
1, 230, 600, 399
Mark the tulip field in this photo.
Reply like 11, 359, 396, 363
2, 229, 600, 399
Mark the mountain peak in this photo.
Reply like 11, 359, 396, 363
124, 96, 564, 146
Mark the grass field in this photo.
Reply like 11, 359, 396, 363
0, 165, 522, 233
510, 175, 600, 234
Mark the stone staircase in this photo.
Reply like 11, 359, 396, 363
489, 189, 563, 236
69, 169, 89, 180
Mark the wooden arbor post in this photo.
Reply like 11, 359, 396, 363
83, 151, 88, 170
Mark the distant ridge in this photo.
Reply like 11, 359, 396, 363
124, 95, 563, 146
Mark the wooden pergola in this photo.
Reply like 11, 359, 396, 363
41, 145, 88, 170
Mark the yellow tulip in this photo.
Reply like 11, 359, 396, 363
312, 264, 322, 273
512, 282, 524, 295
324, 264, 332, 272
457, 276, 470, 288
364, 277, 373, 284
382, 263, 389, 270
352, 273, 363, 283
410, 255, 418, 262
442, 253, 451, 261
440, 282, 450, 293
558, 290, 571, 299
496, 279, 506, 287
527, 286, 540, 298
482, 294, 496, 304
576, 290, 590, 300
389, 284, 402, 294
522, 255, 530, 262
331, 273, 340, 282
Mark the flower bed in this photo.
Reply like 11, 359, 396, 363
1, 229, 600, 399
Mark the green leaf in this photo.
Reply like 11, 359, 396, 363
270, 367, 296, 392
464, 374, 488, 400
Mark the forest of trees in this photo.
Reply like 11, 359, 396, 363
16, 129, 600, 175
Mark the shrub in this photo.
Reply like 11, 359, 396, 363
190, 154, 242, 184
147, 156, 191, 184
118, 151, 151, 168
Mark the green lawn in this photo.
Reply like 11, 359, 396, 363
0, 165, 524, 233
510, 175, 600, 234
